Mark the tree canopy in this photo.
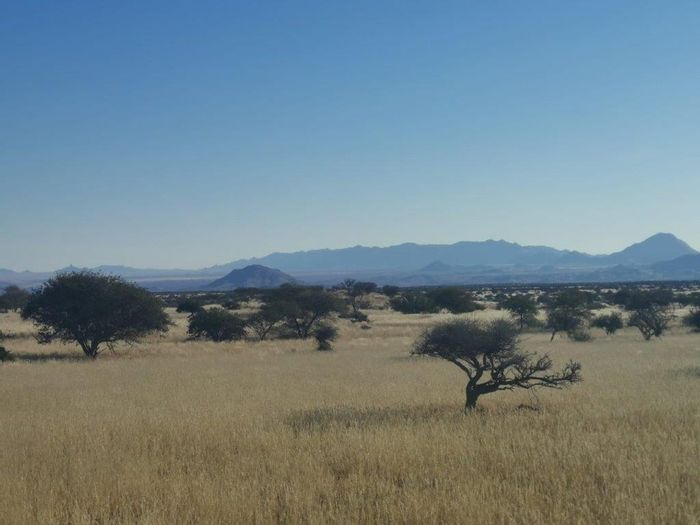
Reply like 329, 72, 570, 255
21, 272, 170, 358
413, 318, 581, 411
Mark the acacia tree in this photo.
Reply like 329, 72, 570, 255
21, 271, 170, 359
428, 287, 481, 314
339, 280, 377, 320
187, 307, 247, 342
268, 285, 343, 339
413, 319, 581, 411
625, 290, 675, 340
628, 306, 674, 340
501, 295, 539, 330
545, 290, 592, 341
591, 312, 624, 335
248, 302, 286, 341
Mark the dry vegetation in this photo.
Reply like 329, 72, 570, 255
1, 306, 699, 524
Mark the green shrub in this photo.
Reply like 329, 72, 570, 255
682, 309, 700, 332
313, 323, 338, 351
591, 312, 624, 335
187, 308, 247, 342
0, 346, 15, 362
390, 293, 439, 314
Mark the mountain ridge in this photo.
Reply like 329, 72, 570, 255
2, 233, 698, 290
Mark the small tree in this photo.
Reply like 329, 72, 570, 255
339, 280, 377, 321
413, 319, 581, 411
313, 323, 338, 351
0, 346, 15, 362
248, 303, 286, 341
21, 272, 170, 359
176, 298, 203, 314
628, 306, 674, 340
683, 308, 700, 332
591, 312, 624, 335
428, 287, 482, 314
624, 290, 675, 340
381, 285, 400, 298
268, 285, 343, 339
0, 285, 30, 311
187, 308, 247, 342
390, 292, 439, 314
545, 290, 592, 341
501, 295, 539, 331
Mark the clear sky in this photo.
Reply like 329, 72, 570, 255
2, 1, 699, 271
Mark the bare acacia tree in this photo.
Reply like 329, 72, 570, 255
413, 319, 582, 411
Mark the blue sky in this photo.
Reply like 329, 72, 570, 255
2, 1, 699, 271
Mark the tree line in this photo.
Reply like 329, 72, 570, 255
3, 274, 700, 409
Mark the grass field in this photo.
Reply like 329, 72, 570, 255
1, 307, 699, 524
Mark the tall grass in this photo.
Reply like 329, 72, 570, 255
0, 309, 698, 523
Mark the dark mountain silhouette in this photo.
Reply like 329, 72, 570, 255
605, 233, 697, 265
206, 265, 296, 291
216, 239, 594, 274
215, 234, 694, 274
651, 254, 700, 279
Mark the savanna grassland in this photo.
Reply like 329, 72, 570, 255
1, 305, 699, 524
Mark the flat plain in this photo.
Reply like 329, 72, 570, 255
1, 306, 698, 524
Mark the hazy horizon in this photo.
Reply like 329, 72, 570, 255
3, 2, 699, 271
2, 231, 697, 273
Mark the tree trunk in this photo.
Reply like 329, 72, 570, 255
464, 384, 479, 412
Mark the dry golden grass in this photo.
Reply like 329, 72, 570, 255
1, 308, 699, 524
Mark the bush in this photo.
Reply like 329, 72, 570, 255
0, 346, 15, 362
501, 295, 539, 330
221, 299, 241, 311
390, 293, 439, 314
176, 298, 203, 314
427, 287, 482, 314
628, 306, 674, 340
682, 309, 700, 332
381, 285, 400, 298
591, 312, 624, 335
0, 285, 30, 311
350, 311, 369, 323
313, 323, 338, 351
570, 329, 593, 342
267, 285, 345, 339
545, 290, 593, 341
187, 308, 247, 342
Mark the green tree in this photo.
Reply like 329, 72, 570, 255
545, 290, 593, 341
268, 285, 343, 339
591, 312, 624, 335
501, 295, 539, 330
176, 298, 203, 314
381, 285, 400, 298
428, 287, 481, 314
0, 285, 30, 311
390, 292, 439, 314
21, 272, 170, 359
187, 308, 247, 342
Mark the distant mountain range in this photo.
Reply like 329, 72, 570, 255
2, 233, 699, 291
206, 265, 296, 291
